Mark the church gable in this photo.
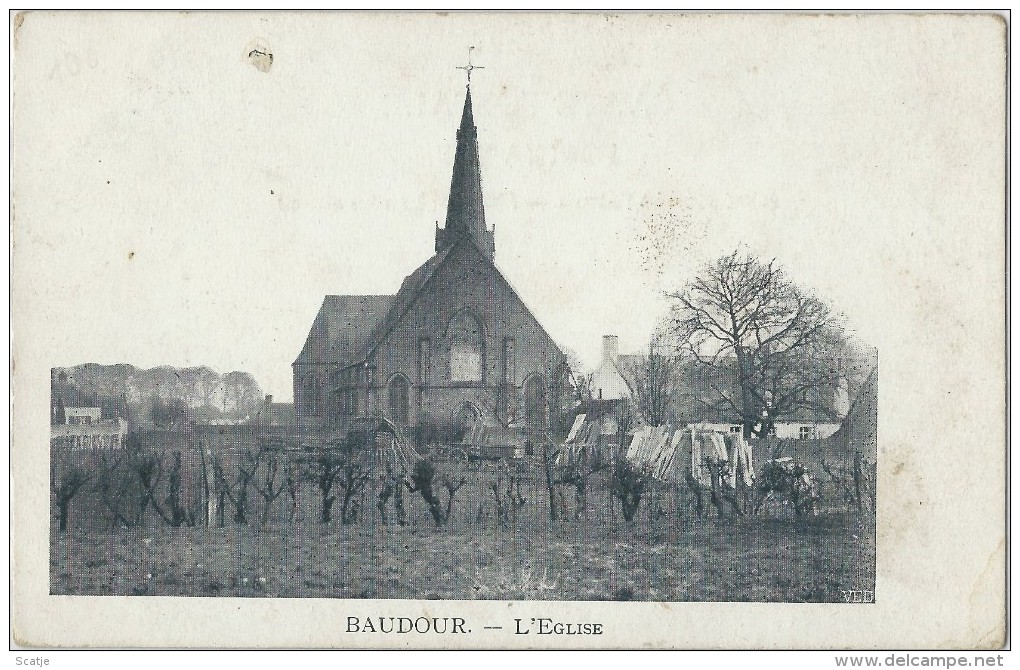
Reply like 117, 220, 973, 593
368, 238, 567, 390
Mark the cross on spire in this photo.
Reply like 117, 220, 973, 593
455, 46, 484, 86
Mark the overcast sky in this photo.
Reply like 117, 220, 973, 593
14, 12, 1004, 402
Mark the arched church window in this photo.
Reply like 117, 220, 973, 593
523, 374, 547, 432
387, 375, 410, 426
448, 310, 484, 383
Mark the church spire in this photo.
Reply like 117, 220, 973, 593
436, 77, 495, 260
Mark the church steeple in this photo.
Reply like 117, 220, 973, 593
436, 85, 496, 261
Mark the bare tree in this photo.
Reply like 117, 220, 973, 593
213, 447, 261, 525
539, 439, 556, 521
619, 342, 683, 427
407, 458, 466, 528
546, 363, 576, 441
313, 452, 343, 524
133, 452, 172, 525
553, 445, 610, 520
490, 460, 528, 528
52, 467, 91, 531
95, 452, 133, 529
610, 458, 649, 522
164, 451, 197, 527
255, 453, 286, 526
314, 442, 373, 525
668, 249, 847, 437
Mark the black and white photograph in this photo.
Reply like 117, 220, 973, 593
11, 11, 1005, 650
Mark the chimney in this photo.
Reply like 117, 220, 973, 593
264, 394, 273, 405
602, 335, 619, 363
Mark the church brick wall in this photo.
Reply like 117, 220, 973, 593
292, 363, 329, 418
366, 242, 567, 428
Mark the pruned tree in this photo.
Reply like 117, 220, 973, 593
255, 454, 286, 526
95, 451, 133, 529
164, 451, 197, 527
283, 462, 299, 522
314, 440, 373, 525
553, 444, 610, 520
213, 447, 261, 525
668, 249, 849, 437
335, 453, 372, 526
539, 439, 563, 521
407, 458, 466, 528
133, 452, 172, 525
610, 458, 649, 522
52, 466, 91, 531
490, 460, 528, 527
377, 466, 409, 526
314, 451, 343, 524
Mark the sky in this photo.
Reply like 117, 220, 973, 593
13, 12, 1004, 402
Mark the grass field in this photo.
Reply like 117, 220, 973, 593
50, 435, 876, 603
51, 500, 875, 602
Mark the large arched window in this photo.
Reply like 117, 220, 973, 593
387, 374, 410, 426
447, 309, 484, 384
523, 374, 547, 432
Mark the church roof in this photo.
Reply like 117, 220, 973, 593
293, 295, 395, 366
332, 246, 454, 368
444, 88, 486, 240
338, 237, 564, 371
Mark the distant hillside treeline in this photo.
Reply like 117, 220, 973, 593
50, 364, 264, 429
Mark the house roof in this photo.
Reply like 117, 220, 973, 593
293, 295, 395, 366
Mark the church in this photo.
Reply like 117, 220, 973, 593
293, 84, 570, 439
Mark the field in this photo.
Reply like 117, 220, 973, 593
50, 458, 876, 602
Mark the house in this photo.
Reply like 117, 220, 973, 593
589, 335, 640, 402
63, 406, 102, 425
589, 333, 846, 439
50, 406, 128, 450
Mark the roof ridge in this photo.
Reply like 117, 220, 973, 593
344, 245, 457, 368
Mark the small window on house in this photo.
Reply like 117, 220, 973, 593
730, 425, 742, 434
799, 426, 813, 440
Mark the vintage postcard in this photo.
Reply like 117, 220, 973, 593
11, 11, 1006, 649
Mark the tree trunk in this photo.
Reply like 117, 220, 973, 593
540, 440, 559, 521
57, 500, 70, 531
